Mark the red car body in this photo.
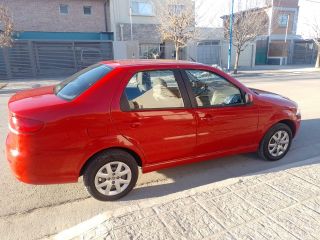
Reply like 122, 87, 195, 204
6, 60, 301, 185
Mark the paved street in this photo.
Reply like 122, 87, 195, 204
54, 156, 320, 240
0, 69, 320, 239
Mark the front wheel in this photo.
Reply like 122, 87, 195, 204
259, 123, 293, 161
83, 150, 138, 201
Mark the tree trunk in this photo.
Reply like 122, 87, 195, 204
316, 48, 320, 68
175, 46, 179, 60
233, 50, 240, 74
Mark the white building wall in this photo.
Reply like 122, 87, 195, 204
221, 42, 256, 68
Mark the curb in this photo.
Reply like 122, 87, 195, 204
52, 214, 110, 240
51, 155, 320, 240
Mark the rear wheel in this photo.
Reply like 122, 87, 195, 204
259, 123, 293, 161
83, 150, 138, 201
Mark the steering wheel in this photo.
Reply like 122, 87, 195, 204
192, 81, 208, 97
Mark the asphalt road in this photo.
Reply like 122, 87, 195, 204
1, 70, 320, 240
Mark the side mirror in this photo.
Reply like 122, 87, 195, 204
245, 93, 254, 104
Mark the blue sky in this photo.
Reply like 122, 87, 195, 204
195, 0, 320, 37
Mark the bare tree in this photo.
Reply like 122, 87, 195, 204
157, 0, 196, 60
224, 8, 268, 73
0, 5, 13, 47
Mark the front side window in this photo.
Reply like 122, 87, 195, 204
55, 64, 112, 100
184, 70, 243, 107
59, 4, 69, 14
124, 70, 184, 110
131, 0, 154, 16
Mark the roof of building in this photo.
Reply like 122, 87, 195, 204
220, 6, 269, 19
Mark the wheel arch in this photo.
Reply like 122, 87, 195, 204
79, 147, 143, 176
259, 118, 297, 146
278, 119, 297, 137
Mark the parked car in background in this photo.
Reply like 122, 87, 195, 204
6, 60, 301, 201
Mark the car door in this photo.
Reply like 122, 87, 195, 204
181, 69, 259, 156
111, 69, 197, 165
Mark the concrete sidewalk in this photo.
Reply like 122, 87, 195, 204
231, 66, 319, 78
52, 156, 320, 240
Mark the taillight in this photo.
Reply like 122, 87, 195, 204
9, 115, 44, 134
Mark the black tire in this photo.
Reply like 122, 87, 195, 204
83, 149, 138, 201
258, 123, 293, 161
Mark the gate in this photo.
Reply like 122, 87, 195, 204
255, 39, 268, 65
292, 41, 317, 65
0, 40, 114, 80
196, 42, 221, 65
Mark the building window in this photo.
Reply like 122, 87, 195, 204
59, 4, 69, 14
197, 40, 220, 46
139, 44, 160, 59
131, 0, 154, 16
83, 6, 92, 15
278, 14, 289, 27
169, 4, 185, 14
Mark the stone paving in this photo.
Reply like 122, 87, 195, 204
52, 157, 320, 240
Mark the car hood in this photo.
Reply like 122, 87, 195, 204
250, 88, 297, 107
8, 86, 67, 116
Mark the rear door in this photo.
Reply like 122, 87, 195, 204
181, 69, 259, 156
111, 69, 197, 165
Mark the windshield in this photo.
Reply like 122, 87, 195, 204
55, 64, 112, 100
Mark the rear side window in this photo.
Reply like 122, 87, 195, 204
123, 70, 185, 110
55, 64, 112, 100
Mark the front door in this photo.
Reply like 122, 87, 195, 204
112, 69, 197, 165
182, 69, 259, 156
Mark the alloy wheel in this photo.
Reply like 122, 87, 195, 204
268, 130, 290, 157
94, 161, 132, 196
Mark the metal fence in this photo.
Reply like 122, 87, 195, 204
195, 44, 221, 65
139, 43, 222, 66
0, 40, 114, 80
292, 41, 318, 65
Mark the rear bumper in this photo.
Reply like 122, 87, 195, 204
6, 134, 78, 184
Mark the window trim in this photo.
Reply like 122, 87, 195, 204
180, 69, 248, 109
59, 4, 69, 15
120, 69, 191, 112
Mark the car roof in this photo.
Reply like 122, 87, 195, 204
100, 59, 204, 69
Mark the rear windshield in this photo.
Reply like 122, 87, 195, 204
55, 64, 112, 100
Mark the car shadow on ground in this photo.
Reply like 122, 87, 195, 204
121, 118, 320, 201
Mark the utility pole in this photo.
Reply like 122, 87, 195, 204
282, 14, 290, 64
129, 0, 133, 41
227, 0, 235, 71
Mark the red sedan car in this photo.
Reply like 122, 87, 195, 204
6, 60, 301, 201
